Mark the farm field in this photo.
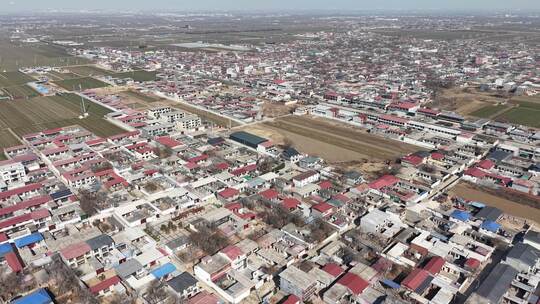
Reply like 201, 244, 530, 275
495, 107, 540, 128
259, 115, 419, 161
492, 97, 540, 128
0, 71, 35, 87
0, 71, 39, 99
53, 77, 110, 91
64, 65, 116, 77
113, 70, 157, 82
469, 104, 510, 118
433, 88, 508, 116
0, 93, 125, 139
2, 85, 39, 100
0, 129, 21, 156
0, 40, 89, 71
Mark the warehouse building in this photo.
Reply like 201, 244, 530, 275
229, 131, 268, 149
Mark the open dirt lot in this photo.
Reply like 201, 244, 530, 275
432, 88, 509, 116
450, 183, 540, 226
244, 115, 419, 171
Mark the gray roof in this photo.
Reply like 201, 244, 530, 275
86, 234, 114, 250
475, 206, 503, 222
525, 230, 540, 245
165, 236, 189, 251
167, 272, 198, 293
506, 243, 540, 267
115, 259, 143, 279
476, 263, 518, 303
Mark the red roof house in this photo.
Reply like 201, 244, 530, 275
337, 272, 369, 295
322, 263, 344, 278
401, 268, 430, 291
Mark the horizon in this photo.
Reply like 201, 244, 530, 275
3, 0, 540, 13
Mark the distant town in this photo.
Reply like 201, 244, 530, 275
0, 11, 539, 304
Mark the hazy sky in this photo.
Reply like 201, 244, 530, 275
3, 0, 540, 12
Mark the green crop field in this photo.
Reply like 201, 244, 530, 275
53, 77, 110, 91
0, 40, 90, 71
0, 71, 34, 87
0, 129, 21, 153
0, 71, 39, 99
495, 107, 540, 128
65, 65, 116, 77
114, 70, 157, 82
2, 85, 39, 100
0, 93, 125, 139
469, 104, 510, 118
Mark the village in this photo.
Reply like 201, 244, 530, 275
0, 11, 539, 304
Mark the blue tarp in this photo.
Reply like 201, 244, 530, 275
11, 288, 52, 304
0, 243, 13, 257
381, 279, 400, 289
480, 220, 501, 233
151, 262, 176, 279
450, 210, 471, 222
14, 232, 43, 248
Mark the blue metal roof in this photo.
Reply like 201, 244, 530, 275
481, 220, 501, 233
450, 210, 470, 222
11, 288, 52, 304
381, 278, 400, 289
14, 232, 43, 248
0, 243, 13, 257
51, 189, 72, 200
151, 262, 176, 279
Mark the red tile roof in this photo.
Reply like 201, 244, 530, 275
231, 164, 257, 176
60, 242, 92, 260
259, 188, 279, 200
319, 180, 333, 190
5, 251, 23, 272
322, 263, 344, 278
282, 198, 300, 210
215, 162, 230, 170
423, 256, 445, 275
402, 154, 423, 166
187, 292, 220, 304
368, 175, 399, 190
218, 188, 239, 199
282, 294, 300, 304
477, 159, 495, 170
338, 272, 369, 295
0, 209, 50, 229
0, 195, 51, 217
221, 245, 244, 261
0, 183, 42, 200
89, 275, 121, 294
401, 268, 430, 291
155, 136, 183, 148
464, 167, 487, 178
465, 258, 480, 269
312, 202, 333, 213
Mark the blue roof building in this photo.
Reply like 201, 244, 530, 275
11, 288, 53, 304
14, 233, 43, 248
0, 243, 13, 257
480, 220, 501, 233
450, 210, 471, 222
151, 262, 176, 279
